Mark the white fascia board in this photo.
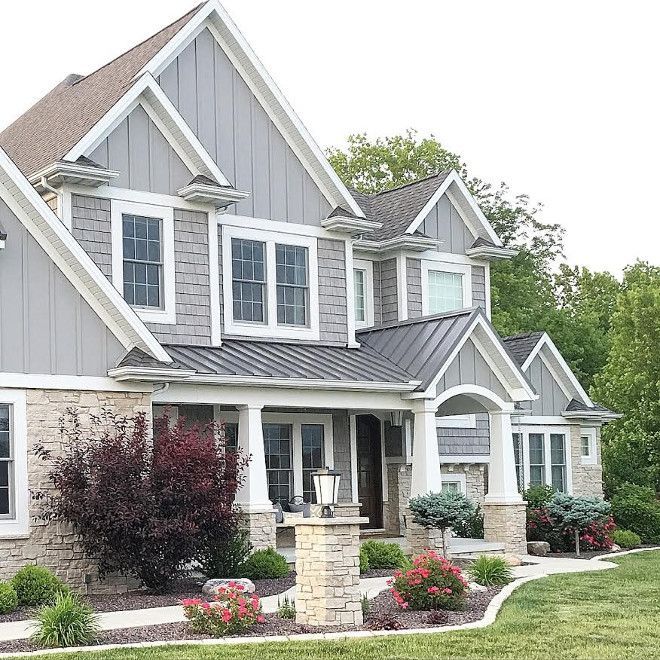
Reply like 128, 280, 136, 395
0, 148, 171, 364
135, 1, 364, 218
404, 170, 503, 247
353, 235, 441, 255
465, 245, 518, 260
522, 333, 593, 406
63, 74, 231, 187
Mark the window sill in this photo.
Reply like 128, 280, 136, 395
135, 307, 177, 325
224, 321, 320, 341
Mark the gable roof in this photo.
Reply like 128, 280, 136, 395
503, 331, 545, 366
0, 147, 170, 363
0, 5, 202, 177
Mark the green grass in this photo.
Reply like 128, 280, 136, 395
21, 551, 660, 660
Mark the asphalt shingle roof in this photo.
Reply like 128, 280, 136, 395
0, 5, 202, 177
502, 332, 545, 367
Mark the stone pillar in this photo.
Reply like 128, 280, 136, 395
235, 404, 276, 550
483, 411, 527, 555
293, 517, 367, 627
406, 401, 443, 555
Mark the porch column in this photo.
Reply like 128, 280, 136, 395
483, 411, 527, 555
235, 404, 276, 550
406, 400, 444, 555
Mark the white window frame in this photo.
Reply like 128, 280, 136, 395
580, 427, 598, 465
421, 260, 472, 315
212, 409, 333, 501
222, 225, 319, 340
353, 258, 374, 329
514, 425, 573, 494
436, 414, 477, 429
111, 200, 176, 325
440, 472, 466, 494
0, 390, 28, 538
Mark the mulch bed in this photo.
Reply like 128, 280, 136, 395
0, 574, 297, 624
0, 586, 501, 654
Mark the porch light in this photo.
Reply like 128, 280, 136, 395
390, 411, 404, 427
312, 467, 341, 518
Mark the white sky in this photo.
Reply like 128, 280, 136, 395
1, 0, 657, 274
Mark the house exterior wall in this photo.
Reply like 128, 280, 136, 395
0, 199, 124, 376
570, 425, 604, 497
527, 355, 570, 416
89, 105, 193, 196
406, 258, 422, 318
71, 195, 113, 279
379, 258, 398, 323
418, 196, 476, 253
372, 261, 383, 326
317, 240, 348, 344
332, 410, 352, 503
0, 388, 151, 594
158, 28, 332, 224
437, 414, 491, 457
471, 265, 487, 310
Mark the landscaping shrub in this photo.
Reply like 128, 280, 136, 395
611, 483, 660, 543
361, 540, 407, 570
0, 582, 18, 614
183, 585, 264, 636
35, 410, 248, 593
11, 566, 67, 607
277, 595, 296, 620
199, 526, 252, 579
239, 548, 289, 580
523, 485, 555, 509
469, 555, 513, 586
359, 546, 370, 574
30, 592, 99, 648
390, 550, 468, 611
409, 491, 477, 556
452, 505, 484, 539
612, 529, 642, 549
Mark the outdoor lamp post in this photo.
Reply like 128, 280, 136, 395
312, 467, 341, 518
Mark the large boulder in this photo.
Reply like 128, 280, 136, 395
202, 578, 255, 597
527, 541, 550, 556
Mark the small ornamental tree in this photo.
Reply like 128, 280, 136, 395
546, 492, 612, 556
34, 409, 248, 593
408, 491, 476, 556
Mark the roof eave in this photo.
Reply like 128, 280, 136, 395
177, 182, 250, 207
29, 161, 121, 191
320, 216, 383, 236
562, 410, 622, 421
465, 245, 518, 261
354, 235, 442, 254
108, 366, 196, 382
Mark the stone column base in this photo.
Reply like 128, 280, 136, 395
403, 507, 445, 556
293, 517, 367, 627
483, 501, 527, 555
241, 509, 276, 551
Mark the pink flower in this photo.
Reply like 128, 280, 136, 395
221, 609, 232, 623
257, 615, 265, 623
427, 586, 439, 594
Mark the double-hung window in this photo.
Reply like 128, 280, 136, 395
0, 405, 12, 519
112, 201, 175, 324
353, 259, 374, 328
512, 427, 571, 493
223, 226, 319, 339
421, 260, 472, 315
528, 433, 545, 486
580, 428, 597, 464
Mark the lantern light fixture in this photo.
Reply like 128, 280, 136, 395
312, 467, 341, 518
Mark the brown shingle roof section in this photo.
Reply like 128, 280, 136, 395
0, 4, 202, 177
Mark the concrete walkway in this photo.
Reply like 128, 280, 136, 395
0, 556, 616, 643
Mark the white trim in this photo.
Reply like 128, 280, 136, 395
0, 373, 151, 392
439, 454, 490, 464
64, 74, 231, 187
0, 148, 170, 363
402, 250, 486, 267
353, 258, 374, 330
513, 415, 571, 425
219, 212, 340, 239
110, 200, 177, 325
484, 264, 492, 319
579, 427, 598, 465
0, 389, 28, 538
208, 214, 222, 346
349, 415, 358, 501
435, 414, 477, 429
221, 225, 320, 340
136, 4, 363, 218
345, 240, 359, 347
380, 418, 388, 502
404, 170, 502, 246
433, 384, 515, 414
397, 254, 408, 320
440, 472, 466, 494
420, 259, 472, 316
521, 333, 593, 406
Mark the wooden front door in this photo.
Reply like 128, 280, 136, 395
356, 414, 383, 529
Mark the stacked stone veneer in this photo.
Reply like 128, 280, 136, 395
570, 426, 604, 497
242, 510, 276, 551
0, 389, 151, 594
404, 507, 445, 556
482, 502, 527, 555
293, 518, 364, 627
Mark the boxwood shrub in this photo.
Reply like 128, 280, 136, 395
239, 548, 289, 580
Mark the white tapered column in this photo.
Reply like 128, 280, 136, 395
485, 411, 523, 504
410, 400, 442, 498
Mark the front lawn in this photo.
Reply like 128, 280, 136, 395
17, 551, 660, 660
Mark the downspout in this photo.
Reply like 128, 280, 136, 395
40, 176, 65, 225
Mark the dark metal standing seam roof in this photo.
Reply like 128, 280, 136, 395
502, 332, 545, 367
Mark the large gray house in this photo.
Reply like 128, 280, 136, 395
0, 1, 617, 592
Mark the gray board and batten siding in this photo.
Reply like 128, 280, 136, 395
526, 354, 570, 416
158, 28, 332, 224
418, 195, 476, 254
0, 198, 124, 376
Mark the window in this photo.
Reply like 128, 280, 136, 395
528, 433, 545, 486
224, 422, 238, 451
580, 428, 597, 464
512, 432, 523, 492
428, 271, 463, 313
441, 481, 460, 493
421, 260, 471, 315
222, 226, 319, 340
0, 405, 12, 518
301, 424, 324, 503
550, 434, 566, 492
440, 473, 466, 494
263, 423, 293, 506
112, 201, 175, 324
353, 259, 374, 328
276, 244, 308, 326
232, 239, 266, 322
581, 436, 590, 457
